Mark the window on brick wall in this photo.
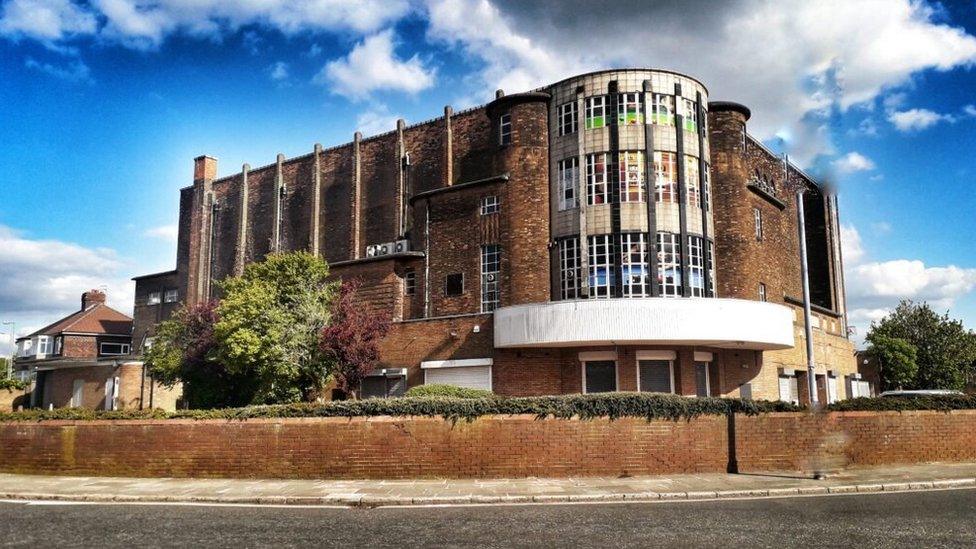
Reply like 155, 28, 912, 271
586, 153, 609, 205
557, 157, 579, 211
618, 151, 645, 202
688, 236, 706, 297
585, 96, 607, 129
617, 92, 644, 125
481, 195, 499, 215
481, 244, 500, 312
445, 273, 464, 297
653, 151, 678, 203
557, 101, 577, 135
559, 237, 581, 300
499, 113, 512, 145
100, 342, 130, 356
620, 233, 649, 297
164, 289, 178, 303
754, 207, 763, 241
650, 94, 674, 126
685, 155, 700, 208
759, 282, 767, 302
657, 232, 682, 297
148, 291, 161, 306
588, 234, 614, 298
404, 270, 416, 296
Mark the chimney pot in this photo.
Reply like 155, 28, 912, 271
82, 289, 106, 310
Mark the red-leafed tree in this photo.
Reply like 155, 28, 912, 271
320, 280, 390, 399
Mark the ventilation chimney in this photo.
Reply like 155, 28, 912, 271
193, 155, 218, 183
82, 289, 107, 310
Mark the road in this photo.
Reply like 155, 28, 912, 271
1, 489, 974, 548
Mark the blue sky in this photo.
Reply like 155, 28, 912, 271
1, 0, 976, 352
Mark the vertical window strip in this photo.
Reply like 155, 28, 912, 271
499, 114, 512, 145
682, 98, 697, 132
558, 101, 578, 136
688, 235, 705, 297
617, 92, 644, 125
585, 96, 607, 129
707, 240, 716, 297
651, 94, 674, 126
703, 163, 711, 212
653, 151, 678, 203
754, 208, 763, 241
759, 282, 767, 302
685, 155, 700, 208
586, 153, 609, 205
620, 233, 649, 297
618, 151, 645, 202
557, 157, 579, 211
587, 234, 614, 298
656, 232, 682, 297
559, 238, 581, 300
480, 244, 500, 312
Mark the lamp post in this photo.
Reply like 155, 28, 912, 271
1, 321, 14, 378
795, 191, 819, 407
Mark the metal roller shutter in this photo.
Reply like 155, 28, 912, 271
424, 366, 492, 391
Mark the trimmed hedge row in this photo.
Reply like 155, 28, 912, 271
404, 384, 495, 399
825, 394, 976, 413
0, 392, 800, 423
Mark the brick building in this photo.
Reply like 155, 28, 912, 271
133, 68, 858, 403
13, 290, 179, 410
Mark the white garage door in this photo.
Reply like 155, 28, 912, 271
425, 366, 492, 391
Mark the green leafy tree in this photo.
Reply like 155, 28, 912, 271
214, 252, 338, 403
867, 301, 976, 390
865, 334, 918, 390
0, 357, 9, 380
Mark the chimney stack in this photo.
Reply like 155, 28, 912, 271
193, 155, 218, 183
82, 289, 106, 310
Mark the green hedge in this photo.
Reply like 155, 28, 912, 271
0, 379, 27, 391
825, 395, 976, 413
0, 392, 800, 423
405, 384, 495, 399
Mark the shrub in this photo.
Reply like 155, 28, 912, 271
0, 379, 27, 391
0, 392, 799, 423
405, 384, 495, 399
826, 394, 976, 413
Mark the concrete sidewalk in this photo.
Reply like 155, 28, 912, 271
1, 463, 975, 507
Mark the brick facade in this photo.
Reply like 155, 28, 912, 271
133, 69, 856, 403
2, 411, 975, 479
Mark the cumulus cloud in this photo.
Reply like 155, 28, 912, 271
144, 224, 177, 242
0, 0, 96, 43
832, 151, 876, 174
355, 104, 402, 136
841, 224, 976, 343
887, 108, 954, 131
0, 224, 134, 353
317, 29, 435, 100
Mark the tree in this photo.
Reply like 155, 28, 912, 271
865, 334, 917, 391
867, 300, 976, 391
320, 280, 390, 400
213, 252, 337, 403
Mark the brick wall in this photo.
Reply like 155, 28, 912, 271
2, 410, 975, 479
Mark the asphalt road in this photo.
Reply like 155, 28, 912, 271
1, 489, 974, 548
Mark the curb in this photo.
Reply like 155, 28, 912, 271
1, 478, 974, 508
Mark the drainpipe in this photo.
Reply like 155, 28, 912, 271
796, 189, 819, 407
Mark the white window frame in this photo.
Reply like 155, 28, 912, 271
480, 244, 500, 312
586, 153, 609, 205
480, 195, 499, 215
100, 342, 130, 356
557, 157, 579, 211
148, 291, 162, 306
584, 96, 607, 129
754, 207, 763, 241
657, 232, 682, 297
557, 101, 578, 136
618, 151, 645, 203
688, 235, 705, 297
163, 289, 178, 303
404, 270, 416, 296
651, 94, 674, 126
653, 151, 677, 203
499, 113, 512, 145
702, 163, 711, 212
559, 237, 581, 300
682, 97, 698, 132
579, 351, 619, 394
588, 234, 614, 298
617, 92, 643, 125
759, 282, 767, 302
36, 335, 52, 356
620, 232, 649, 297
685, 155, 700, 208
635, 350, 677, 394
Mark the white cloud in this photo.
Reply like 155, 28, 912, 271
841, 224, 976, 344
849, 117, 878, 137
887, 108, 954, 131
964, 104, 976, 117
268, 61, 289, 82
24, 56, 92, 83
831, 151, 875, 174
0, 0, 96, 43
317, 29, 435, 100
144, 224, 177, 242
423, 0, 976, 165
0, 225, 134, 354
355, 104, 402, 136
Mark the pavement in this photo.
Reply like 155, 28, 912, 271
1, 462, 975, 507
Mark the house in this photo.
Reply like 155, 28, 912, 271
13, 290, 179, 410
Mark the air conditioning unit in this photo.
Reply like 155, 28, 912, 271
394, 239, 410, 253
379, 242, 392, 255
366, 245, 379, 257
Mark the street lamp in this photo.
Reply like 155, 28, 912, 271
795, 191, 819, 407
1, 321, 14, 378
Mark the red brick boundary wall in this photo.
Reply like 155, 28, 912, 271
0, 411, 974, 479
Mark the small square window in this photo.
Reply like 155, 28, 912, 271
445, 273, 464, 296
164, 289, 178, 303
481, 195, 499, 215
404, 270, 416, 296
499, 113, 512, 145
148, 292, 161, 305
